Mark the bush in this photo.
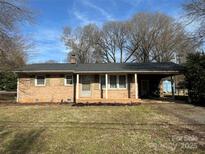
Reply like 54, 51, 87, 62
0, 72, 17, 91
185, 53, 205, 104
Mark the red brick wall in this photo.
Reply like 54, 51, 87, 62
18, 74, 73, 103
18, 74, 137, 103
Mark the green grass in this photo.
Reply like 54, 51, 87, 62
0, 104, 204, 154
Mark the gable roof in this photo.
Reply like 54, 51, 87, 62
15, 62, 184, 74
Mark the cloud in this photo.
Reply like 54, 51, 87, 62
73, 10, 92, 25
82, 0, 113, 20
119, 0, 143, 7
71, 0, 114, 26
73, 9, 102, 26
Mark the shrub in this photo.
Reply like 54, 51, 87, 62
184, 53, 205, 104
0, 72, 17, 91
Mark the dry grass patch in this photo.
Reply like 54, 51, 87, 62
0, 104, 204, 153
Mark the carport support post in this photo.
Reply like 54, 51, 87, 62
135, 73, 139, 99
105, 74, 108, 99
76, 74, 79, 100
171, 76, 175, 99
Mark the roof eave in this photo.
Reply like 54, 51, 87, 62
14, 70, 75, 73
76, 70, 182, 74
15, 70, 182, 75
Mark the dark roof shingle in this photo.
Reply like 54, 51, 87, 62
16, 62, 184, 73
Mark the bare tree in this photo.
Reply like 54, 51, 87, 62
62, 21, 134, 63
183, 0, 205, 45
0, 35, 28, 70
62, 12, 196, 64
98, 21, 129, 63
96, 22, 121, 63
128, 13, 159, 63
0, 0, 32, 70
62, 24, 102, 63
151, 14, 191, 63
129, 13, 196, 63
96, 21, 141, 63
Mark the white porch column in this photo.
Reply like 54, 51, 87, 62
105, 73, 108, 99
76, 74, 79, 100
16, 78, 19, 102
135, 73, 139, 99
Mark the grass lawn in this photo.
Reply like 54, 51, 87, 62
0, 104, 204, 154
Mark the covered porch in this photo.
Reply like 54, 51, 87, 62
74, 72, 177, 104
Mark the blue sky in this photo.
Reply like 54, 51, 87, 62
22, 0, 187, 63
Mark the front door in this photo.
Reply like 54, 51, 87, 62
81, 75, 92, 97
141, 80, 149, 97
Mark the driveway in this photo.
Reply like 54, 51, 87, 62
153, 103, 205, 124
142, 99, 205, 147
142, 99, 205, 124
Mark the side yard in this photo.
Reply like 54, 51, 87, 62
0, 91, 16, 103
0, 103, 204, 153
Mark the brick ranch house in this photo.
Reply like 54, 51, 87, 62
15, 60, 184, 104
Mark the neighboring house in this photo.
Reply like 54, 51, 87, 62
15, 59, 184, 104
163, 80, 173, 93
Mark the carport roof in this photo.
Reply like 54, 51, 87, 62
15, 62, 184, 74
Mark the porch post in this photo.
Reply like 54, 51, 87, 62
16, 77, 19, 102
135, 73, 139, 99
105, 73, 108, 99
159, 79, 164, 97
171, 76, 175, 99
76, 74, 79, 100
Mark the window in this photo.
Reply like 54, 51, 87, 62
109, 75, 117, 88
65, 75, 73, 85
35, 76, 45, 86
119, 75, 126, 88
108, 75, 127, 89
100, 75, 105, 89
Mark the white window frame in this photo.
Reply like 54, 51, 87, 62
64, 74, 73, 86
99, 74, 128, 90
118, 75, 127, 89
109, 75, 118, 89
35, 75, 46, 86
108, 75, 127, 89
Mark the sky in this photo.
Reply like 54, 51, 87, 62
22, 0, 188, 63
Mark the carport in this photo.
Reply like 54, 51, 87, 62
137, 73, 179, 99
